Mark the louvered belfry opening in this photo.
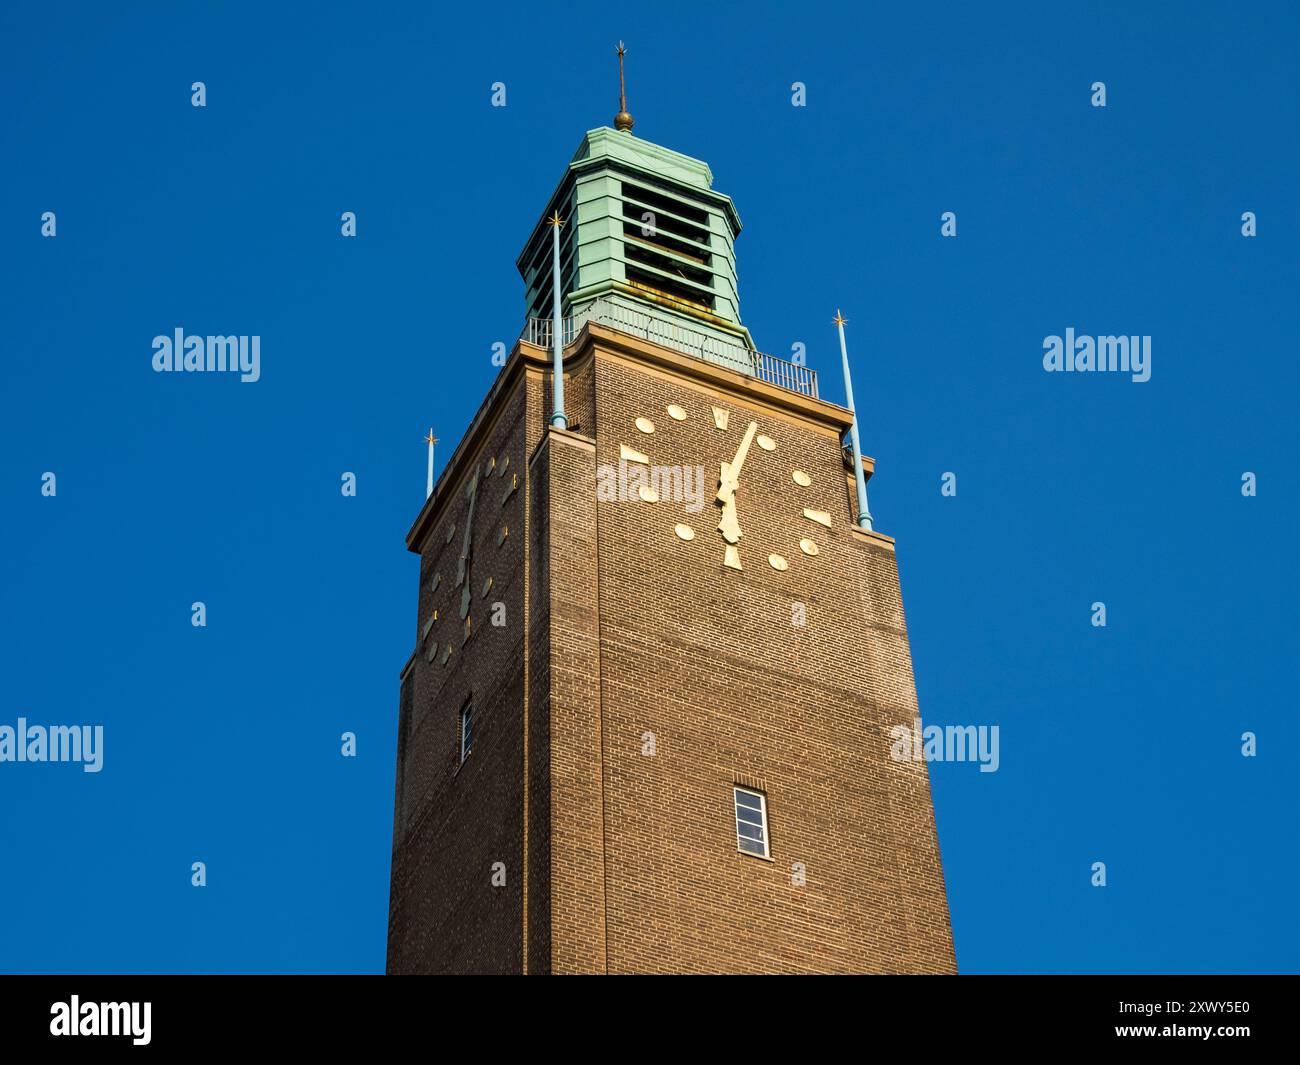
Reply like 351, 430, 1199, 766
516, 126, 755, 371
620, 180, 717, 312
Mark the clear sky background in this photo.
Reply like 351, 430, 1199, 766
2, 1, 1296, 974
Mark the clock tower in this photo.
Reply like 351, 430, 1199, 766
386, 69, 956, 975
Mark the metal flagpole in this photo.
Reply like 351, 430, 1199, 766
835, 310, 873, 531
425, 429, 438, 499
547, 212, 568, 429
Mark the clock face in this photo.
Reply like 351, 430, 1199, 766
624, 400, 827, 572
421, 449, 517, 668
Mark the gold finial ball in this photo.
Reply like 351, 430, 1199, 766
614, 110, 634, 132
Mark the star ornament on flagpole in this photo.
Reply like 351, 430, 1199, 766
547, 211, 565, 229
424, 430, 439, 447
833, 310, 848, 327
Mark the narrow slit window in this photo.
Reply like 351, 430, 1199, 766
459, 700, 473, 765
733, 787, 770, 859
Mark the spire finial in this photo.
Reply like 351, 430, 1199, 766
614, 41, 634, 133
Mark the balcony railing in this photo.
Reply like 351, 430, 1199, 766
523, 298, 819, 399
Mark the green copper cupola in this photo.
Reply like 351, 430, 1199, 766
517, 126, 755, 364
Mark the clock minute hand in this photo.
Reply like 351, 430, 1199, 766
716, 421, 758, 502
458, 467, 481, 618
717, 421, 758, 544
456, 469, 480, 583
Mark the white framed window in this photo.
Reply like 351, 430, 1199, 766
733, 786, 770, 859
459, 700, 473, 765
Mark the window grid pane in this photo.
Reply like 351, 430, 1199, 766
733, 787, 769, 859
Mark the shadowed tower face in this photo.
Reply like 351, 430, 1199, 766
386, 54, 955, 974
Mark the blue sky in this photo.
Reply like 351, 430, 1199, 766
1, 1, 1296, 973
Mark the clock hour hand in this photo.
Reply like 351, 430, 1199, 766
718, 495, 741, 544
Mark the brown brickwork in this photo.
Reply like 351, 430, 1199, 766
387, 324, 956, 974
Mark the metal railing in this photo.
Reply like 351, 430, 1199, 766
523, 298, 819, 399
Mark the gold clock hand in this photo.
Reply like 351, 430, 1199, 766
457, 469, 481, 581
457, 467, 481, 618
718, 494, 742, 545
716, 421, 758, 502
717, 421, 757, 545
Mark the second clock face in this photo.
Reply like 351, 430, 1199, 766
624, 401, 828, 573
422, 448, 519, 669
